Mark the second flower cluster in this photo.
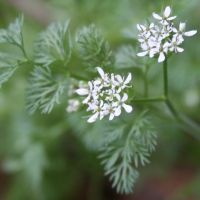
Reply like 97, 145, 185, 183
76, 67, 133, 123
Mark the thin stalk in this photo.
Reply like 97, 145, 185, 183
131, 96, 166, 102
143, 65, 149, 98
165, 99, 179, 119
163, 58, 168, 98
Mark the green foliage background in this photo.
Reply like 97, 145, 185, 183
0, 0, 200, 199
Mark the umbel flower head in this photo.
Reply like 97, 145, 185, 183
76, 67, 133, 123
137, 6, 197, 62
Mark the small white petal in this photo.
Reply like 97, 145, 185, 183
114, 94, 121, 101
138, 38, 144, 43
164, 6, 171, 18
158, 52, 165, 62
184, 30, 197, 36
137, 51, 148, 57
163, 42, 170, 48
137, 24, 145, 31
93, 79, 101, 85
124, 73, 132, 84
172, 27, 178, 33
122, 104, 133, 113
168, 16, 176, 21
177, 47, 184, 52
149, 49, 156, 58
121, 93, 128, 102
114, 106, 121, 116
179, 22, 185, 31
87, 112, 99, 123
149, 23, 154, 28
109, 113, 115, 120
152, 13, 162, 20
76, 88, 88, 95
88, 81, 93, 90
83, 95, 91, 104
99, 113, 105, 120
115, 75, 123, 82
96, 67, 104, 78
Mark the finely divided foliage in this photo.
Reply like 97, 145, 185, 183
78, 24, 114, 71
99, 111, 157, 194
0, 15, 26, 88
0, 15, 24, 48
25, 66, 65, 114
34, 19, 76, 66
26, 20, 81, 114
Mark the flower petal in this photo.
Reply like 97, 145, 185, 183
114, 93, 121, 101
109, 113, 115, 120
158, 52, 165, 62
168, 16, 176, 21
124, 73, 132, 84
122, 104, 132, 113
137, 51, 148, 57
164, 6, 171, 18
96, 67, 104, 78
115, 75, 123, 82
121, 93, 128, 102
114, 106, 121, 116
87, 112, 99, 123
152, 13, 162, 20
177, 47, 184, 52
179, 22, 185, 31
137, 24, 145, 31
76, 88, 88, 95
83, 95, 91, 104
184, 30, 197, 36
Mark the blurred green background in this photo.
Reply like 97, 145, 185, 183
0, 0, 200, 199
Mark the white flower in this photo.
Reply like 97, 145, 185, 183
137, 40, 156, 58
112, 73, 132, 93
153, 6, 176, 25
87, 100, 105, 123
76, 81, 97, 104
137, 23, 155, 38
102, 103, 116, 120
137, 6, 197, 62
75, 67, 133, 122
168, 37, 184, 53
66, 99, 80, 113
95, 67, 110, 87
173, 22, 197, 42
154, 42, 169, 62
105, 89, 116, 101
113, 93, 132, 116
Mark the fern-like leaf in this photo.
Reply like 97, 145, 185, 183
78, 24, 114, 71
25, 66, 65, 114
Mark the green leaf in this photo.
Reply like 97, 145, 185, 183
0, 52, 24, 88
0, 66, 18, 88
78, 24, 114, 72
98, 110, 157, 194
25, 66, 66, 114
34, 20, 80, 66
0, 15, 24, 48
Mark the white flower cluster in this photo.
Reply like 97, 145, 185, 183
137, 6, 197, 62
76, 67, 133, 123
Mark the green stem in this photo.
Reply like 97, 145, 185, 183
133, 57, 200, 140
131, 96, 166, 102
143, 65, 149, 98
165, 99, 179, 119
163, 58, 168, 98
162, 59, 200, 140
